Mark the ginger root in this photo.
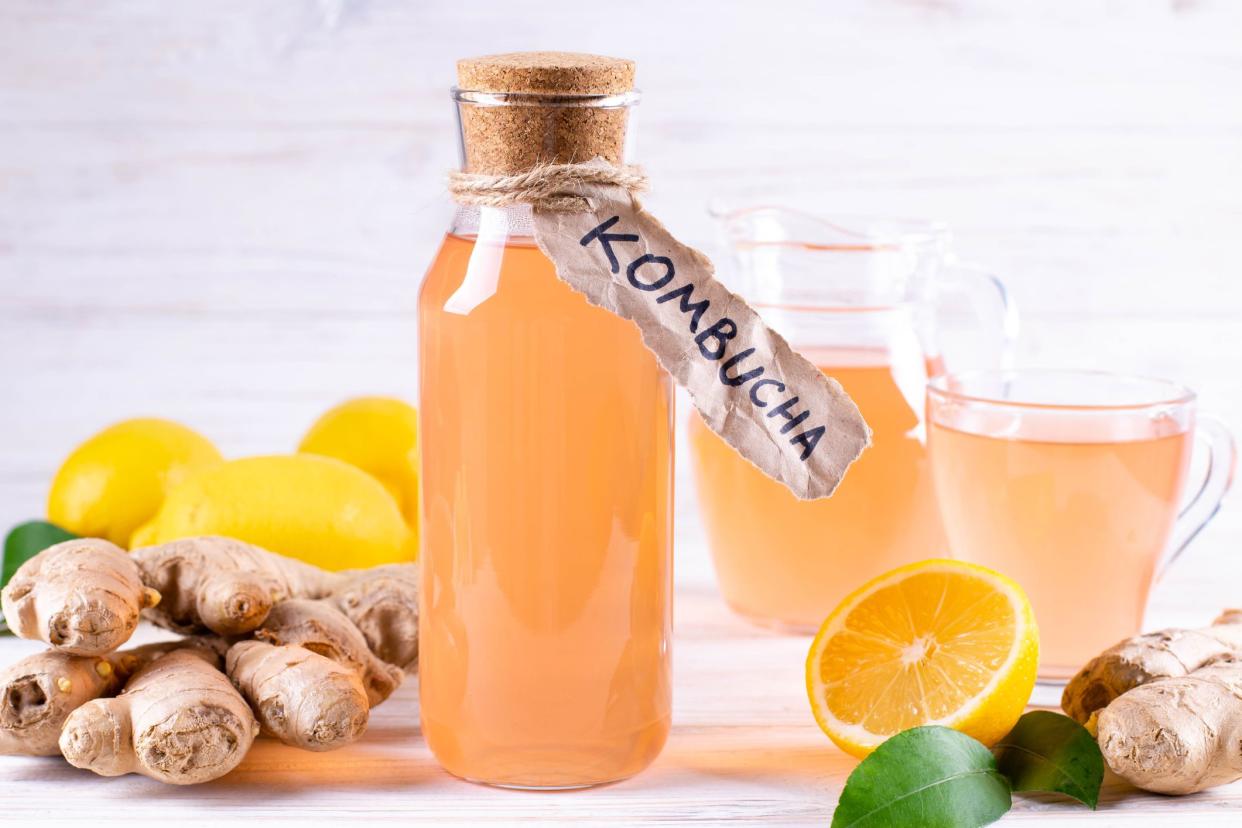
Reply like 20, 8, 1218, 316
255, 599, 403, 705
0, 650, 124, 756
1096, 656, 1242, 794
226, 598, 407, 750
134, 541, 419, 670
1064, 611, 1242, 795
331, 564, 420, 671
226, 640, 369, 752
0, 638, 225, 757
1062, 610, 1242, 723
0, 534, 419, 784
135, 536, 419, 671
133, 536, 336, 636
1, 538, 159, 655
60, 646, 257, 785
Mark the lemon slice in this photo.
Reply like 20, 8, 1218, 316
806, 558, 1038, 758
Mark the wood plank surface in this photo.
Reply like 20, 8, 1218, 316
6, 589, 1242, 827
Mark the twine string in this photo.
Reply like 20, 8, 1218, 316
447, 162, 648, 213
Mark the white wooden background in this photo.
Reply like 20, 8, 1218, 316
1, 1, 1241, 825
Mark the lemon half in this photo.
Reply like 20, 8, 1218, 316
806, 558, 1039, 758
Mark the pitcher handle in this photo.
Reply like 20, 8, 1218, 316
1157, 414, 1237, 579
936, 261, 1021, 373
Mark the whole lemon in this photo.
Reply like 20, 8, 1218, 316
298, 397, 421, 531
47, 418, 223, 547
130, 454, 412, 571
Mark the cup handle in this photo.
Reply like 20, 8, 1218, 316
1156, 414, 1237, 579
935, 261, 1021, 373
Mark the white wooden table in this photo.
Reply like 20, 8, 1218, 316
4, 571, 1242, 827
2, 1, 1241, 824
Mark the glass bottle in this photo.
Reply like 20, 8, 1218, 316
689, 206, 1014, 631
417, 53, 673, 790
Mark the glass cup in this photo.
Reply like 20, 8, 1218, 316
927, 370, 1236, 680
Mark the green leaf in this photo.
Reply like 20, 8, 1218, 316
1, 521, 78, 633
993, 710, 1104, 808
832, 726, 1011, 828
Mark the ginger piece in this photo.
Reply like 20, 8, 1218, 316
0, 532, 419, 777
221, 584, 411, 753
60, 647, 257, 785
331, 564, 420, 671
255, 599, 403, 705
132, 536, 418, 666
0, 530, 423, 780
0, 637, 226, 757
226, 640, 368, 752
133, 536, 336, 636
1062, 611, 1242, 723
0, 651, 124, 756
1, 538, 159, 655
1096, 656, 1242, 794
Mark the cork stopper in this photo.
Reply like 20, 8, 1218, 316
455, 52, 636, 175
457, 52, 635, 96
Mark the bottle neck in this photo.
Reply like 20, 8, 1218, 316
449, 91, 638, 241
449, 203, 535, 242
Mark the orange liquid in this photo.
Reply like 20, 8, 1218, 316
418, 232, 673, 788
689, 348, 947, 630
929, 423, 1192, 677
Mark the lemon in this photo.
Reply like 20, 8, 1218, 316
806, 558, 1038, 759
297, 397, 420, 531
47, 418, 223, 548
130, 454, 413, 571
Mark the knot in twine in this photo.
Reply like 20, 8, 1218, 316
447, 163, 648, 213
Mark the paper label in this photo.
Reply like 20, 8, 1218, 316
532, 170, 871, 500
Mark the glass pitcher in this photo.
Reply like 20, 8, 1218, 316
689, 205, 1016, 632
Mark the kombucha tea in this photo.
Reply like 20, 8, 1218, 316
689, 346, 947, 630
418, 232, 673, 788
929, 423, 1192, 677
